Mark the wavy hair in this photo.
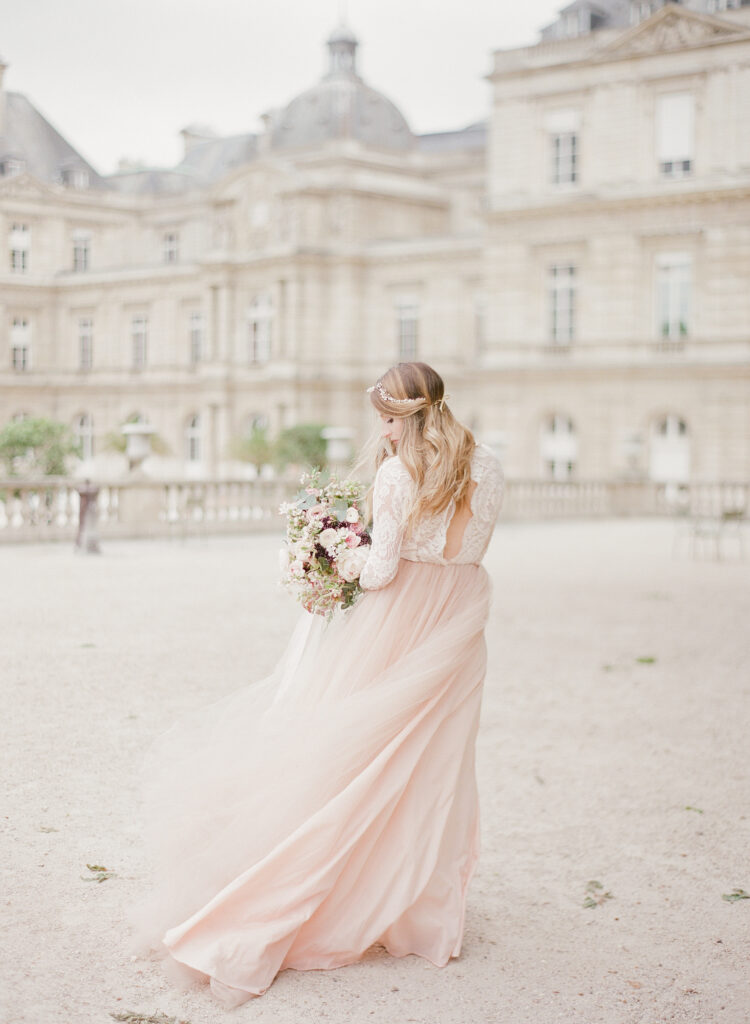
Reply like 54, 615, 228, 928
356, 362, 476, 534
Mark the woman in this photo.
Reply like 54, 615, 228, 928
131, 361, 504, 1007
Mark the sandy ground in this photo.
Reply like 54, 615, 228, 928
1, 518, 749, 1024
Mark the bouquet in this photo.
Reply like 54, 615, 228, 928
279, 469, 371, 618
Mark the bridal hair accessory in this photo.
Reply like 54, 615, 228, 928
367, 380, 449, 410
366, 381, 424, 405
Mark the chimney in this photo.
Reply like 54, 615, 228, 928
180, 123, 218, 157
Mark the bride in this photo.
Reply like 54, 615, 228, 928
131, 360, 505, 1007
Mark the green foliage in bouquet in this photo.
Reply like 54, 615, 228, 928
279, 469, 371, 619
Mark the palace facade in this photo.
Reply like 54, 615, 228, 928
1, 1, 749, 483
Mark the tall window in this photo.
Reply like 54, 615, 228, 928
10, 317, 31, 371
131, 316, 148, 369
72, 230, 90, 272
185, 414, 202, 462
395, 298, 419, 361
163, 232, 179, 264
247, 294, 273, 364
546, 109, 580, 185
10, 223, 29, 273
548, 265, 576, 344
656, 254, 691, 342
78, 317, 94, 371
649, 415, 690, 483
540, 414, 578, 480
75, 413, 94, 461
656, 93, 694, 179
189, 311, 203, 365
551, 133, 578, 185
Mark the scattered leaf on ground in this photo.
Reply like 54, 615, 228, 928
38, 825, 59, 832
80, 642, 96, 648
583, 879, 614, 908
685, 805, 704, 814
82, 863, 116, 883
636, 656, 656, 664
110, 1013, 191, 1024
722, 889, 749, 903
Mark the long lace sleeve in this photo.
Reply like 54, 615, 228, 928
359, 458, 412, 591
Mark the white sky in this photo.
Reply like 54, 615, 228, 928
1, 0, 563, 175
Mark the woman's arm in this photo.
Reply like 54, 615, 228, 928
359, 458, 411, 590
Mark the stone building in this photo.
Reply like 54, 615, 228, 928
483, 0, 750, 484
0, 3, 748, 483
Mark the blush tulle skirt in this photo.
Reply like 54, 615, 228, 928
130, 558, 492, 1007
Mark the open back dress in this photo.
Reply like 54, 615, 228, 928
132, 442, 504, 1006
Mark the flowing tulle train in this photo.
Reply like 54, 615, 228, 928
130, 558, 491, 1006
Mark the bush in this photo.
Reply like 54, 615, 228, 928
274, 424, 327, 472
0, 417, 81, 477
230, 425, 274, 472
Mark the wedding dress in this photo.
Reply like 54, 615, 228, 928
131, 442, 504, 1006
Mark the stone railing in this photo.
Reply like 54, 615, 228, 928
501, 479, 750, 520
0, 476, 747, 543
0, 477, 296, 543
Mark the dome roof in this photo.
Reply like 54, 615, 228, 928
271, 25, 413, 153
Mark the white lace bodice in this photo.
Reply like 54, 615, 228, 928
358, 444, 504, 591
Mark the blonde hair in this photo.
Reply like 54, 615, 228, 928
355, 362, 476, 533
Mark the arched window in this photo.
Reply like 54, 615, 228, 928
75, 413, 94, 461
540, 413, 578, 480
185, 414, 202, 463
649, 415, 690, 483
245, 413, 269, 435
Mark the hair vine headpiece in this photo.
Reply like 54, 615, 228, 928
366, 381, 424, 405
366, 380, 450, 411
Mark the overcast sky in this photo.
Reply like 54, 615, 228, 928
1, 0, 563, 175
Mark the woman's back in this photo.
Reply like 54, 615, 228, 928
359, 443, 504, 590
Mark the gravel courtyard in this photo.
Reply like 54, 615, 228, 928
2, 518, 749, 1024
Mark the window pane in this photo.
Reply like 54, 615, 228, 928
656, 93, 694, 162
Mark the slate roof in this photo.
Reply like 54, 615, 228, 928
417, 121, 487, 154
0, 91, 108, 189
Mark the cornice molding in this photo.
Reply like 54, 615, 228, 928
489, 183, 750, 220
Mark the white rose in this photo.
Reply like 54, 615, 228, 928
319, 527, 339, 552
345, 506, 360, 524
337, 546, 369, 583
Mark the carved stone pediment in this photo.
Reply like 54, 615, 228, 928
0, 172, 57, 200
599, 4, 749, 59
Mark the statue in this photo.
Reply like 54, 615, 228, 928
75, 479, 101, 554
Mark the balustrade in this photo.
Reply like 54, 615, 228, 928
0, 476, 747, 542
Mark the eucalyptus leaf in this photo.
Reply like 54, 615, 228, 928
722, 888, 750, 902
